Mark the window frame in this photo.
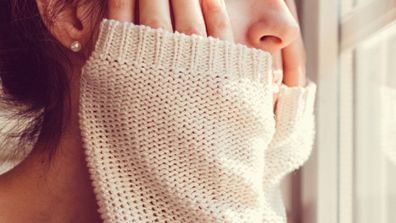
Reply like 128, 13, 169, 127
299, 0, 340, 222
297, 0, 396, 222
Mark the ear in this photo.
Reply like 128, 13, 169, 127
35, 0, 97, 52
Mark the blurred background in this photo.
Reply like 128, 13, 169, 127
282, 0, 396, 222
1, 0, 395, 223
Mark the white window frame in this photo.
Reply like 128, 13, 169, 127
298, 0, 396, 222
299, 0, 340, 222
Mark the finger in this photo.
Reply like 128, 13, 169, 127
139, 0, 173, 32
282, 36, 307, 87
107, 0, 136, 22
273, 92, 279, 113
171, 0, 207, 36
282, 0, 307, 87
272, 51, 283, 109
272, 51, 284, 85
202, 0, 234, 42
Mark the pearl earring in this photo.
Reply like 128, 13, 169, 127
70, 41, 82, 52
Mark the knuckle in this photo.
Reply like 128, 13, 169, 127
204, 0, 223, 13
108, 0, 129, 9
180, 24, 206, 36
211, 17, 230, 31
141, 18, 171, 30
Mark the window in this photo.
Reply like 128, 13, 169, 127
286, 0, 396, 222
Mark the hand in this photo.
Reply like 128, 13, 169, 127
106, 0, 234, 42
282, 0, 307, 88
272, 0, 307, 110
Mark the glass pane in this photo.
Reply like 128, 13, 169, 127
340, 23, 396, 223
355, 0, 376, 6
341, 0, 394, 19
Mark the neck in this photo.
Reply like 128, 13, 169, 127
0, 65, 101, 223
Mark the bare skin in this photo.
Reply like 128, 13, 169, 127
0, 0, 306, 222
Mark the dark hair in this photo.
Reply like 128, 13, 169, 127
0, 0, 105, 162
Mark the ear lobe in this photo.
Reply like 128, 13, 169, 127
35, 0, 95, 52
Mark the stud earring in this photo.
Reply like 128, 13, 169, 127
70, 40, 82, 52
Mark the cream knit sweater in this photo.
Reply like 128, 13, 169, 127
79, 19, 317, 223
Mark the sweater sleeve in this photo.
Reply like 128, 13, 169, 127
79, 19, 285, 223
263, 79, 317, 187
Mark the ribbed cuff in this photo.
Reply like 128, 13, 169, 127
91, 18, 274, 87
274, 79, 317, 125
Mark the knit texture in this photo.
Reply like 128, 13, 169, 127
79, 19, 317, 223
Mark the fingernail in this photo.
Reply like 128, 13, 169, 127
273, 69, 284, 85
273, 84, 280, 94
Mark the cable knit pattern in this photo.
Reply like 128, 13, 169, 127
79, 19, 317, 223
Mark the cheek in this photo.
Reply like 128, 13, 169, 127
224, 1, 251, 45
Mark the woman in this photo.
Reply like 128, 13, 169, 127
0, 0, 317, 222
